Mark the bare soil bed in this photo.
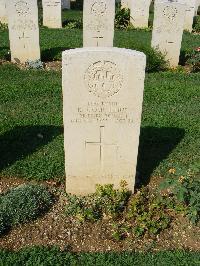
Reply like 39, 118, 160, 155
0, 177, 199, 252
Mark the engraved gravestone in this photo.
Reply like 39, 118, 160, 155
121, 0, 130, 9
83, 0, 115, 47
0, 0, 7, 24
151, 0, 186, 67
130, 0, 151, 28
184, 0, 196, 32
43, 0, 62, 28
62, 0, 70, 9
62, 47, 146, 195
7, 0, 40, 63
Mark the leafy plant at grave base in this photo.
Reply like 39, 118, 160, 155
140, 47, 168, 72
115, 8, 130, 29
64, 182, 172, 240
0, 184, 53, 235
126, 188, 171, 237
65, 181, 131, 222
159, 164, 200, 224
25, 59, 44, 70
193, 16, 200, 33
111, 222, 130, 241
0, 22, 8, 30
185, 48, 200, 72
63, 19, 83, 29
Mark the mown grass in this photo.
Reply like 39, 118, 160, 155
0, 247, 199, 266
0, 9, 200, 182
0, 64, 199, 183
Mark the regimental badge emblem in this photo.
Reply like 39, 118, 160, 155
15, 0, 30, 16
91, 1, 107, 16
85, 60, 123, 99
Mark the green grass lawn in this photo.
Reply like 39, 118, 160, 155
0, 9, 200, 182
0, 64, 199, 182
0, 247, 200, 266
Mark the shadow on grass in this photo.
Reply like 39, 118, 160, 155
179, 50, 188, 66
42, 47, 73, 62
0, 125, 63, 172
137, 126, 185, 188
0, 46, 10, 61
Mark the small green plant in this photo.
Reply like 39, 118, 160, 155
193, 16, 200, 32
186, 48, 200, 72
160, 164, 200, 224
0, 184, 53, 235
111, 222, 130, 241
25, 59, 43, 69
0, 22, 8, 30
127, 188, 171, 237
145, 47, 168, 72
63, 19, 83, 30
115, 8, 130, 29
65, 181, 131, 222
64, 19, 83, 29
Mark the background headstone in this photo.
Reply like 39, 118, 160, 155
62, 47, 146, 195
43, 0, 62, 28
195, 0, 200, 15
62, 0, 70, 9
121, 0, 130, 9
0, 0, 7, 24
184, 0, 196, 32
7, 0, 40, 63
151, 0, 186, 67
83, 0, 115, 47
130, 0, 151, 28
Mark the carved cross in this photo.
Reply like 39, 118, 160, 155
93, 36, 103, 47
19, 32, 30, 48
85, 126, 117, 170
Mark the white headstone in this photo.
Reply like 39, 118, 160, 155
83, 0, 115, 47
184, 0, 196, 32
7, 0, 40, 64
195, 0, 200, 15
43, 0, 62, 28
121, 0, 130, 9
130, 0, 151, 28
151, 0, 186, 67
62, 47, 146, 195
62, 0, 70, 9
0, 0, 7, 24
